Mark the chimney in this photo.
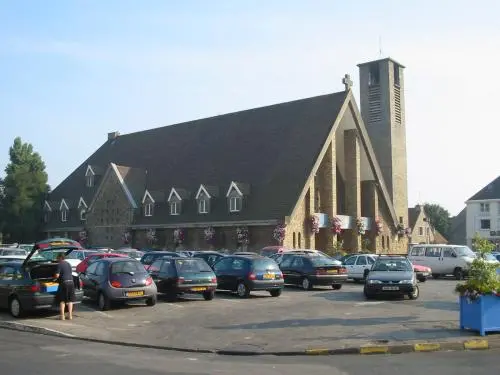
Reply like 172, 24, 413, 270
108, 131, 120, 141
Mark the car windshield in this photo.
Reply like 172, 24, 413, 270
252, 259, 280, 271
1, 250, 26, 256
484, 253, 498, 262
309, 256, 339, 267
116, 250, 143, 258
111, 260, 145, 275
175, 259, 212, 273
260, 249, 278, 257
372, 258, 412, 272
454, 246, 476, 258
29, 248, 69, 262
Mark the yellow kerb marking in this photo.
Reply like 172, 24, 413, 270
414, 343, 440, 352
464, 339, 489, 350
305, 348, 329, 355
360, 346, 389, 354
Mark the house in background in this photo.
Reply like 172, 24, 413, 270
407, 204, 447, 244
448, 208, 466, 245
465, 176, 500, 248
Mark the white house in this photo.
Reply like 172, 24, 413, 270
465, 176, 500, 248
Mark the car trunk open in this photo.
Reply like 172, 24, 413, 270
29, 263, 80, 291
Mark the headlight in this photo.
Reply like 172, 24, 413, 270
399, 280, 413, 284
367, 280, 382, 284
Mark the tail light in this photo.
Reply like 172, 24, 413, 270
177, 276, 185, 284
340, 267, 347, 274
145, 277, 153, 286
110, 280, 122, 288
276, 272, 283, 279
316, 269, 326, 275
211, 277, 217, 283
248, 273, 256, 280
30, 282, 41, 293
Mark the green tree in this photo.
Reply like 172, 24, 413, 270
471, 233, 496, 254
1, 137, 49, 242
423, 203, 451, 238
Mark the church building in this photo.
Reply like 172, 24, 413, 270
42, 57, 410, 253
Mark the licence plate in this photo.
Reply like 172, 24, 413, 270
191, 287, 207, 292
327, 270, 338, 274
263, 273, 274, 279
382, 286, 399, 291
126, 291, 145, 297
421, 272, 429, 276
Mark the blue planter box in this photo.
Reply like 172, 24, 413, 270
460, 294, 500, 336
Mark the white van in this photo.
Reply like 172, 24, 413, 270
408, 244, 476, 280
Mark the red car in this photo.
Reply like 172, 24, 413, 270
75, 253, 127, 274
413, 264, 431, 282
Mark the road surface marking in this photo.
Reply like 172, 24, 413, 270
355, 301, 385, 306
360, 346, 389, 354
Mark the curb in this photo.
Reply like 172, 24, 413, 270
1, 321, 498, 356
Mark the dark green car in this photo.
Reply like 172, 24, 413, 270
148, 257, 217, 301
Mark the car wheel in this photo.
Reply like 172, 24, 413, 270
363, 288, 373, 300
203, 290, 215, 301
9, 296, 24, 318
236, 282, 250, 298
98, 292, 111, 311
301, 277, 312, 291
409, 285, 420, 300
454, 268, 464, 280
432, 273, 440, 279
417, 276, 426, 283
332, 284, 342, 290
269, 289, 282, 297
146, 295, 157, 306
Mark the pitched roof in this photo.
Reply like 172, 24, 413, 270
47, 91, 349, 225
408, 205, 424, 229
467, 176, 500, 201
433, 230, 448, 244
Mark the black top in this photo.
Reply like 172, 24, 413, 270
56, 260, 73, 282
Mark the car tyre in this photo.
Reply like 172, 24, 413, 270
409, 285, 420, 300
432, 273, 440, 279
301, 277, 313, 291
146, 294, 157, 306
454, 268, 464, 280
269, 289, 282, 297
332, 284, 342, 290
98, 292, 111, 311
363, 288, 373, 300
417, 276, 427, 283
236, 282, 250, 298
203, 290, 215, 301
9, 296, 24, 318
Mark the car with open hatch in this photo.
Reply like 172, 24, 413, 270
80, 257, 157, 310
0, 244, 84, 318
363, 255, 419, 300
279, 253, 347, 290
148, 256, 217, 301
212, 254, 284, 298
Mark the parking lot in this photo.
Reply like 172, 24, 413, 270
0, 278, 477, 352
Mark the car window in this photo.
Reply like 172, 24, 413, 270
111, 260, 145, 274
231, 258, 247, 270
410, 247, 425, 256
442, 248, 455, 258
309, 256, 339, 267
291, 257, 305, 268
356, 256, 367, 265
175, 259, 212, 274
1, 250, 26, 256
95, 262, 106, 276
367, 256, 376, 264
142, 254, 155, 265
150, 259, 163, 271
344, 256, 356, 265
372, 258, 412, 272
86, 262, 98, 274
252, 259, 280, 271
425, 247, 440, 257
213, 257, 233, 272
279, 255, 294, 268
0, 266, 17, 280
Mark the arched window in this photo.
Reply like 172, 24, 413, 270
298, 232, 302, 248
382, 236, 385, 249
293, 232, 296, 248
387, 236, 391, 251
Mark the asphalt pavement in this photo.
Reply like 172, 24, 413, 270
1, 329, 498, 375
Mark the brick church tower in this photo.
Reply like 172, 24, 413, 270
357, 58, 409, 230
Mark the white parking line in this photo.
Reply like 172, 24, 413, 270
95, 311, 114, 318
355, 301, 385, 306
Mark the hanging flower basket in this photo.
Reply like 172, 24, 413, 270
122, 231, 131, 245
273, 223, 286, 245
204, 226, 216, 244
405, 227, 412, 236
374, 218, 383, 236
78, 230, 87, 243
309, 215, 320, 234
146, 229, 156, 244
331, 216, 343, 235
396, 224, 406, 237
356, 217, 366, 235
236, 226, 249, 245
173, 228, 184, 245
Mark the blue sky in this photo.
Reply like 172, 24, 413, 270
1, 0, 499, 216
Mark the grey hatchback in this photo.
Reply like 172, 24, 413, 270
80, 258, 157, 310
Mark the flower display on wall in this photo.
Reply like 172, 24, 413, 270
331, 216, 343, 234
204, 226, 216, 244
405, 227, 412, 236
374, 218, 383, 236
356, 217, 366, 235
146, 228, 156, 244
309, 215, 320, 234
122, 231, 131, 244
173, 228, 184, 245
236, 226, 249, 245
273, 223, 286, 244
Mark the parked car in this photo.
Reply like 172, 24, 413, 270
259, 246, 287, 257
149, 257, 217, 301
33, 238, 82, 250
140, 251, 180, 271
80, 258, 157, 311
191, 251, 226, 269
213, 254, 284, 298
65, 250, 100, 272
0, 255, 27, 263
363, 255, 419, 300
75, 253, 128, 274
0, 248, 28, 257
273, 249, 341, 265
412, 264, 431, 282
279, 254, 348, 290
0, 245, 84, 318
233, 252, 257, 256
114, 248, 144, 261
342, 254, 378, 281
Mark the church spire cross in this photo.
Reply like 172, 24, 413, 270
342, 74, 353, 91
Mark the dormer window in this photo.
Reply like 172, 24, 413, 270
144, 203, 153, 217
80, 209, 87, 221
229, 196, 242, 212
195, 184, 213, 215
85, 165, 96, 188
61, 209, 68, 222
170, 201, 180, 215
168, 188, 184, 216
198, 199, 208, 214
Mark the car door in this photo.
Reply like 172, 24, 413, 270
354, 256, 371, 278
227, 258, 247, 291
343, 256, 357, 278
81, 262, 99, 299
440, 247, 456, 275
213, 257, 234, 290
289, 256, 305, 285
0, 265, 15, 308
278, 255, 295, 284
149, 259, 166, 291
423, 246, 441, 273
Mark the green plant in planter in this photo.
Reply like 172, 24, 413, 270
455, 233, 500, 300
